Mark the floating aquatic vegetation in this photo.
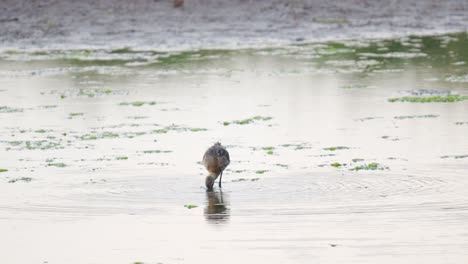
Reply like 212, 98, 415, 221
151, 125, 207, 134
0, 169, 8, 173
388, 95, 468, 103
355, 116, 382, 122
262, 146, 274, 155
142, 150, 172, 154
330, 162, 342, 168
47, 162, 67, 168
351, 163, 387, 171
119, 101, 158, 107
8, 177, 32, 183
229, 169, 246, 174
115, 156, 128, 160
184, 204, 198, 209
232, 178, 260, 182
317, 154, 336, 157
223, 116, 272, 126
352, 158, 364, 163
189, 128, 208, 132
280, 143, 311, 150
69, 112, 84, 118
5, 140, 62, 150
127, 116, 149, 120
255, 170, 267, 174
381, 136, 400, 141
80, 134, 98, 140
0, 106, 23, 113
38, 105, 58, 109
323, 146, 349, 151
80, 131, 119, 140
441, 155, 468, 159
394, 114, 439, 119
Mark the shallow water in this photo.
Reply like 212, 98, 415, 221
1, 33, 468, 264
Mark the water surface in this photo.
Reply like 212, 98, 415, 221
1, 33, 468, 264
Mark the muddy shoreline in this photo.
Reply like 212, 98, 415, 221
1, 0, 468, 51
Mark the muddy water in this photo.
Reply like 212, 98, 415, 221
1, 33, 468, 264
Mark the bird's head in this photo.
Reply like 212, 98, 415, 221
205, 175, 215, 190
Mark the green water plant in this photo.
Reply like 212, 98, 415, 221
184, 204, 198, 209
351, 162, 387, 171
8, 177, 32, 183
223, 116, 272, 126
388, 95, 468, 103
119, 101, 158, 107
47, 162, 67, 168
330, 162, 342, 168
323, 146, 349, 151
441, 155, 468, 159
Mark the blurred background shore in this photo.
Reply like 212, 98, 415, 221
1, 0, 468, 51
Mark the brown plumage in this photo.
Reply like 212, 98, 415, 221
203, 142, 230, 190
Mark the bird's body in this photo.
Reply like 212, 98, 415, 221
203, 142, 230, 189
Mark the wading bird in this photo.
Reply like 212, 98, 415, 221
203, 142, 230, 190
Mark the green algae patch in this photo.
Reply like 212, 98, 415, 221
189, 128, 208, 132
69, 112, 84, 118
0, 169, 8, 173
151, 125, 207, 134
119, 101, 158, 107
351, 162, 387, 171
184, 204, 198, 209
0, 106, 23, 113
142, 150, 172, 154
80, 132, 119, 140
441, 155, 468, 159
388, 95, 468, 103
232, 178, 260, 182
330, 162, 342, 168
47, 162, 67, 168
80, 134, 98, 140
394, 114, 439, 119
6, 140, 62, 150
8, 177, 32, 183
224, 116, 272, 126
102, 132, 119, 138
262, 146, 274, 155
255, 170, 267, 174
116, 156, 128, 160
323, 146, 349, 151
280, 143, 311, 150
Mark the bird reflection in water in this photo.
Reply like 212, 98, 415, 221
204, 190, 230, 224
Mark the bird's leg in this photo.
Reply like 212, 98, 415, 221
218, 171, 223, 188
